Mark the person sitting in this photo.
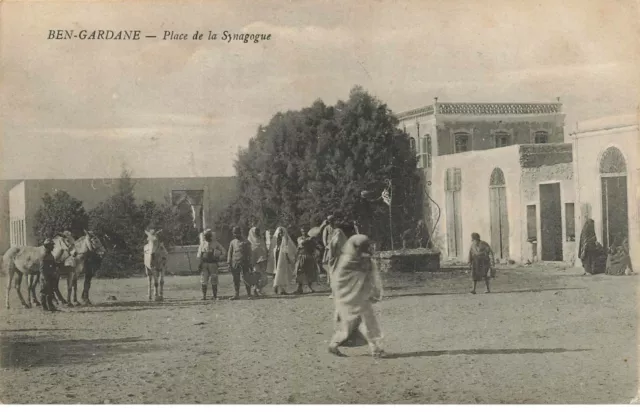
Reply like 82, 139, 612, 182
606, 237, 634, 276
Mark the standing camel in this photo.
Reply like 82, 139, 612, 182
2, 235, 76, 309
144, 229, 168, 302
54, 231, 107, 306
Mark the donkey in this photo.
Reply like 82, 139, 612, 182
54, 230, 107, 306
143, 229, 168, 302
2, 235, 76, 309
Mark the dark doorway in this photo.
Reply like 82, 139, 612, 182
539, 183, 563, 261
599, 147, 629, 251
601, 176, 628, 250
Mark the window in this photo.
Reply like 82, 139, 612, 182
454, 132, 470, 153
565, 203, 575, 241
409, 137, 416, 153
489, 168, 506, 187
10, 219, 26, 246
526, 205, 537, 242
417, 134, 432, 168
494, 131, 510, 148
534, 131, 549, 144
599, 147, 626, 174
445, 168, 462, 192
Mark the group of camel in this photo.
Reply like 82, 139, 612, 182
2, 228, 169, 309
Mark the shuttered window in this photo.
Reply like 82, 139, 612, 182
565, 203, 575, 241
526, 205, 537, 241
445, 168, 462, 192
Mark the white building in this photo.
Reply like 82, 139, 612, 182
572, 112, 640, 271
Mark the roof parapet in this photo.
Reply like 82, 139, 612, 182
396, 102, 563, 121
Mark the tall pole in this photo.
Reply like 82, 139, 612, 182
388, 181, 394, 250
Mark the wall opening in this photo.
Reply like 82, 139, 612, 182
565, 203, 575, 241
489, 168, 509, 260
445, 168, 462, 257
534, 131, 549, 144
171, 190, 205, 245
10, 219, 26, 246
526, 205, 537, 242
599, 146, 628, 250
454, 132, 470, 153
539, 183, 563, 261
494, 131, 511, 148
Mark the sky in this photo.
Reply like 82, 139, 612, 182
1, 0, 639, 179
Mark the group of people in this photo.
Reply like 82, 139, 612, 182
195, 215, 356, 301
195, 216, 386, 357
578, 218, 633, 276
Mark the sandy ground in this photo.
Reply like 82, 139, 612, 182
0, 263, 637, 404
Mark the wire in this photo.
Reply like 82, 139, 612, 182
424, 184, 441, 242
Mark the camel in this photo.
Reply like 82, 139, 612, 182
53, 230, 107, 306
143, 229, 168, 302
2, 235, 76, 309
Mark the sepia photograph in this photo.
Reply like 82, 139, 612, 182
0, 0, 639, 405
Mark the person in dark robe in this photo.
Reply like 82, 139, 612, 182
578, 219, 599, 276
294, 227, 318, 294
468, 233, 495, 294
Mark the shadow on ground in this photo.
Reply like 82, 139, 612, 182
382, 347, 592, 359
0, 328, 90, 333
383, 287, 586, 299
0, 336, 158, 368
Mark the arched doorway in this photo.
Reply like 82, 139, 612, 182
489, 168, 509, 260
600, 147, 628, 250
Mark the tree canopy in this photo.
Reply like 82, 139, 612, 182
218, 86, 422, 249
87, 169, 197, 276
33, 191, 90, 243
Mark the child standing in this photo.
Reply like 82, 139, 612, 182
197, 230, 226, 300
227, 226, 252, 300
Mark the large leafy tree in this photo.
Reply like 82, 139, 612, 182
33, 191, 90, 243
88, 169, 197, 276
88, 169, 145, 275
219, 86, 422, 250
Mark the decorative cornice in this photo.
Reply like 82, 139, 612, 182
438, 103, 562, 115
396, 105, 435, 120
396, 102, 563, 120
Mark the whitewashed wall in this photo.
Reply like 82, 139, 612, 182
573, 120, 639, 271
430, 145, 523, 262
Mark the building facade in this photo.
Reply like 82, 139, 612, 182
0, 176, 237, 252
572, 113, 640, 271
397, 100, 575, 264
